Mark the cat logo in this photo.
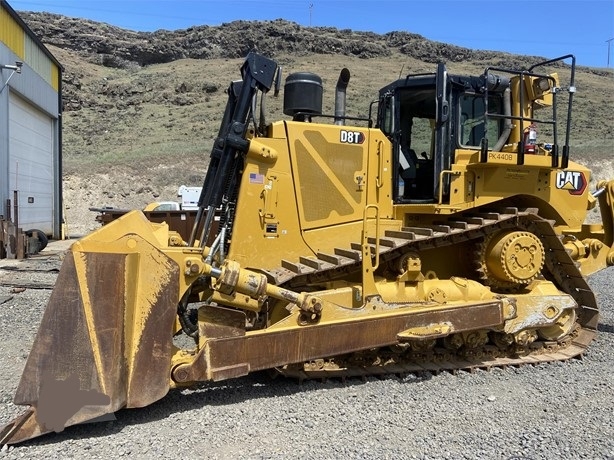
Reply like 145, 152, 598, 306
555, 170, 587, 195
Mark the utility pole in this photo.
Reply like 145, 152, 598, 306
309, 3, 313, 27
607, 38, 614, 68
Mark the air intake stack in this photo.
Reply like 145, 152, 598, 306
283, 72, 323, 121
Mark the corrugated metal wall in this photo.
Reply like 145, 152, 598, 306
0, 0, 63, 239
25, 35, 58, 91
0, 3, 59, 91
0, 3, 23, 57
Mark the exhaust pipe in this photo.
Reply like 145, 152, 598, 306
334, 68, 351, 125
492, 87, 513, 152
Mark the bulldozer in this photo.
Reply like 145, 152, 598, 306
2, 52, 613, 445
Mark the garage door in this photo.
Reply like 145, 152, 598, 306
8, 94, 54, 235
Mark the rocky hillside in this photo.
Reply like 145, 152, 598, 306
16, 12, 614, 235
20, 13, 547, 67
20, 12, 612, 113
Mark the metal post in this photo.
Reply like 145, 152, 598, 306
607, 38, 614, 68
13, 190, 18, 231
309, 3, 313, 27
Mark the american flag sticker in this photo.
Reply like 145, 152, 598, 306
249, 172, 265, 184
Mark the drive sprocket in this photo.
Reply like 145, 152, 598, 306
476, 230, 545, 290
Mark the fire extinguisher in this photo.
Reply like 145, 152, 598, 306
523, 123, 538, 154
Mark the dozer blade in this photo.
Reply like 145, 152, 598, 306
1, 211, 180, 445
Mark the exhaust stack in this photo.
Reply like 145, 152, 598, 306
334, 68, 351, 125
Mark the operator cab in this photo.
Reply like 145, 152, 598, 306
377, 65, 508, 204
377, 56, 573, 205
377, 72, 443, 203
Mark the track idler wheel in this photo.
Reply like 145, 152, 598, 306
537, 308, 578, 341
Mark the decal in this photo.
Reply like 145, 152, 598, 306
504, 169, 530, 180
489, 153, 513, 161
340, 130, 365, 144
555, 170, 587, 195
249, 172, 265, 184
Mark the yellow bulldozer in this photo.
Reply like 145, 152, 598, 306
2, 52, 613, 445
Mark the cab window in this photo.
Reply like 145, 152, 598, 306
408, 117, 434, 160
459, 93, 503, 147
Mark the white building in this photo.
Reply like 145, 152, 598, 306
0, 0, 63, 238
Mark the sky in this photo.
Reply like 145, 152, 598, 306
7, 0, 614, 68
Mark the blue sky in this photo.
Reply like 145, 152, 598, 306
8, 0, 614, 68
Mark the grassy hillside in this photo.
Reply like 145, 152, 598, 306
55, 48, 613, 168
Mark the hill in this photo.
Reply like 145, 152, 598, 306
17, 12, 614, 235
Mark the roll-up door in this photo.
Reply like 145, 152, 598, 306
8, 93, 54, 234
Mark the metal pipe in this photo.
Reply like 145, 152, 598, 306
334, 68, 351, 125
492, 87, 513, 151
592, 186, 606, 198
13, 191, 18, 230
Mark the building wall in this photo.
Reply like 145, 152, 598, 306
0, 0, 62, 238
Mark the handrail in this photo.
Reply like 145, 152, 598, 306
362, 204, 380, 271
376, 140, 385, 189
438, 170, 461, 204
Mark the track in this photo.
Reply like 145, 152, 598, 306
260, 207, 598, 380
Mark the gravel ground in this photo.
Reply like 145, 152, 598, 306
0, 242, 613, 460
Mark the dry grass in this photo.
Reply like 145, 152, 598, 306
51, 45, 613, 192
